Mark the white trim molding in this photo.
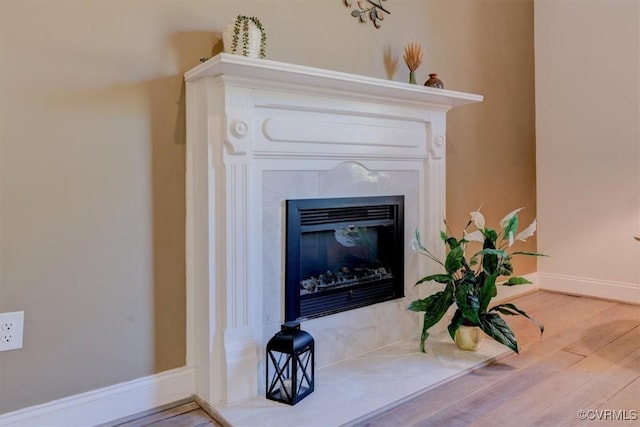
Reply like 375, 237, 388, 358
538, 273, 640, 305
0, 367, 195, 427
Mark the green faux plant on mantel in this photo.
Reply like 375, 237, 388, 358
202, 15, 267, 63
408, 208, 546, 353
228, 15, 267, 59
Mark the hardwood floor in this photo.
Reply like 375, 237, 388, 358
103, 398, 226, 427
351, 291, 640, 427
108, 291, 638, 427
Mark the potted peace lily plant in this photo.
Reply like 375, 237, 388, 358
408, 208, 545, 353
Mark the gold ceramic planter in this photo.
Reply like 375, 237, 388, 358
454, 325, 485, 351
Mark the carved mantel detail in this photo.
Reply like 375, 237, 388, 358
230, 119, 249, 139
224, 117, 251, 155
428, 134, 446, 160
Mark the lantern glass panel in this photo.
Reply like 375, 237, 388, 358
294, 347, 313, 396
266, 350, 293, 401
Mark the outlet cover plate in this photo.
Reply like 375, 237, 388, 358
0, 311, 24, 351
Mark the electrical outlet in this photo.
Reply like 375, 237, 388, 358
0, 311, 24, 352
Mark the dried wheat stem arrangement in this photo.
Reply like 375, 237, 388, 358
403, 42, 424, 84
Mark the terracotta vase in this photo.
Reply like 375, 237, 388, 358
454, 325, 485, 351
424, 73, 444, 89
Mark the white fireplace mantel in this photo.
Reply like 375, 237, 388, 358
184, 53, 483, 407
184, 54, 482, 109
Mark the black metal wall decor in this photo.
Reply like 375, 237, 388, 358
344, 0, 390, 29
266, 321, 315, 405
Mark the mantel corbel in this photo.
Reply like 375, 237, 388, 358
224, 116, 251, 155
428, 134, 446, 160
221, 83, 254, 156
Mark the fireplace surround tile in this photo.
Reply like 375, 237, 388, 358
261, 168, 419, 371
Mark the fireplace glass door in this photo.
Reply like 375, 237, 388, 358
285, 195, 404, 321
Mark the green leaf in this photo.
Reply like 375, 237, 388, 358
490, 303, 544, 336
479, 272, 498, 313
455, 280, 480, 324
472, 248, 507, 259
511, 251, 549, 257
481, 239, 500, 275
502, 214, 519, 241
440, 231, 448, 242
479, 313, 519, 353
500, 208, 524, 229
505, 277, 532, 286
415, 274, 453, 286
445, 237, 460, 250
409, 285, 454, 352
445, 246, 464, 274
483, 228, 498, 244
407, 298, 429, 312
407, 285, 452, 313
448, 309, 464, 340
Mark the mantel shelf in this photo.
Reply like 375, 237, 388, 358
184, 53, 483, 110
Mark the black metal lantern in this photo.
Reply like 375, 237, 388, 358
266, 321, 314, 405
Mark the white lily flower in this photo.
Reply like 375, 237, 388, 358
470, 210, 485, 229
515, 219, 537, 242
500, 207, 524, 229
464, 230, 485, 243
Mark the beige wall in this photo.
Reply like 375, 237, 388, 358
428, 0, 538, 270
535, 0, 640, 287
0, 0, 535, 413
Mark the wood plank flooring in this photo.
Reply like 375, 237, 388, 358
350, 291, 640, 427
104, 398, 224, 427
108, 291, 638, 427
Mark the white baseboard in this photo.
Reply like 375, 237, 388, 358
0, 367, 195, 427
538, 273, 640, 305
4, 273, 634, 426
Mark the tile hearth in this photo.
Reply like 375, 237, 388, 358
216, 332, 510, 427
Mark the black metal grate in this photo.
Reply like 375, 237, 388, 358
299, 281, 397, 319
299, 205, 394, 226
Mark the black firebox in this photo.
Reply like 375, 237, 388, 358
285, 195, 404, 321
